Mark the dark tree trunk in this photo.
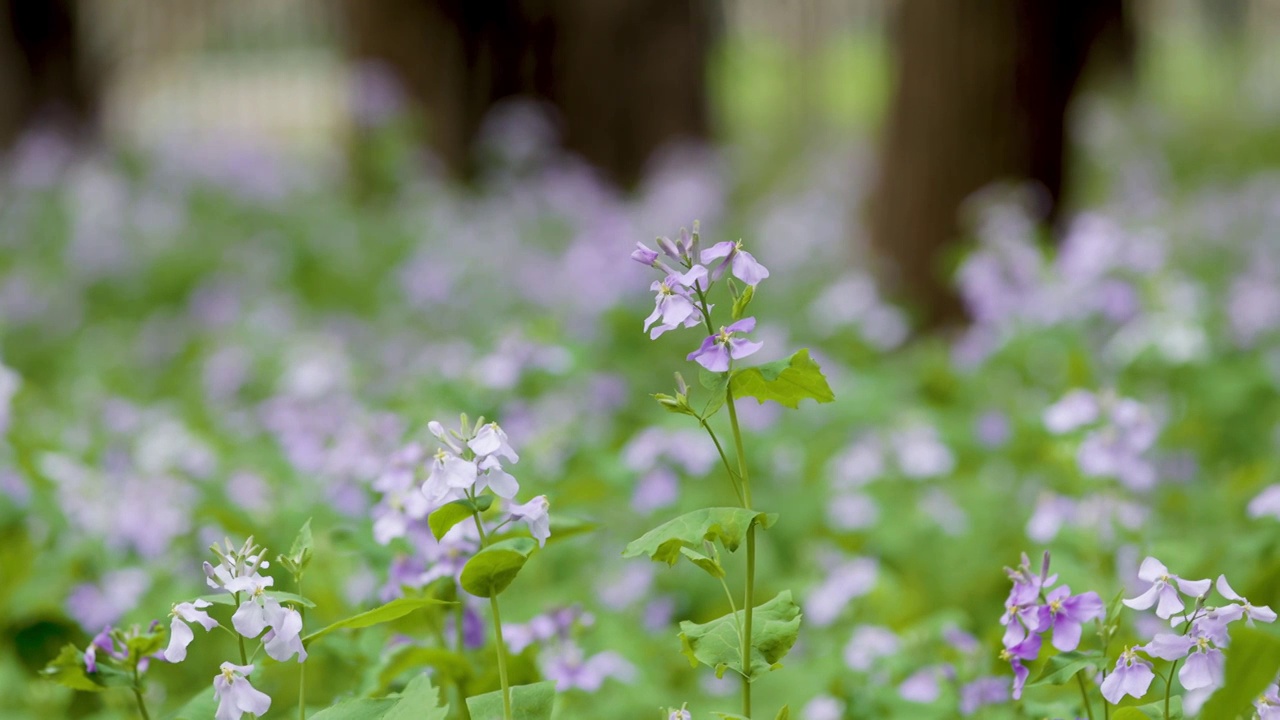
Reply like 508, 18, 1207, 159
340, 0, 716, 188
0, 0, 96, 148
867, 0, 1130, 327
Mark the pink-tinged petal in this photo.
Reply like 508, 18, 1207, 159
1155, 585, 1187, 619
1216, 575, 1242, 601
164, 616, 195, 663
1123, 584, 1161, 611
1138, 557, 1169, 583
700, 241, 735, 263
1176, 577, 1211, 598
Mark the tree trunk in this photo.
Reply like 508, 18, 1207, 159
867, 0, 1129, 327
340, 0, 716, 188
0, 0, 96, 148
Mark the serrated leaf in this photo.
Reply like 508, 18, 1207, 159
678, 590, 802, 681
40, 644, 106, 692
1200, 625, 1280, 718
384, 673, 449, 720
465, 680, 556, 720
459, 538, 538, 598
428, 496, 493, 541
1028, 650, 1104, 687
699, 369, 729, 418
679, 547, 725, 578
623, 508, 776, 566
304, 596, 451, 647
729, 349, 835, 409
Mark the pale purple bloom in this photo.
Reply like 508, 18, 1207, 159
596, 561, 654, 610
476, 455, 519, 499
262, 606, 307, 662
943, 626, 980, 654
801, 695, 844, 720
959, 676, 1009, 715
1037, 586, 1104, 652
1002, 633, 1040, 699
701, 240, 770, 285
1216, 575, 1278, 625
805, 556, 879, 627
976, 410, 1011, 448
1142, 633, 1195, 661
213, 662, 271, 720
509, 495, 551, 546
632, 466, 679, 513
66, 569, 151, 631
1178, 637, 1225, 691
541, 644, 636, 692
469, 423, 519, 463
1249, 485, 1280, 520
644, 266, 708, 339
826, 492, 879, 531
891, 425, 955, 479
843, 625, 899, 671
1123, 557, 1211, 619
687, 317, 763, 372
230, 576, 280, 638
899, 666, 945, 702
1255, 683, 1280, 719
631, 241, 659, 267
643, 596, 676, 631
164, 600, 218, 662
1100, 647, 1155, 704
668, 705, 692, 720
1044, 390, 1100, 433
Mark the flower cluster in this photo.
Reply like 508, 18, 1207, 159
632, 225, 769, 371
506, 606, 635, 692
997, 552, 1104, 698
1043, 389, 1161, 491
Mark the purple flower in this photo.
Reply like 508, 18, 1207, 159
1255, 683, 1280, 719
1123, 557, 1211, 619
1001, 632, 1041, 699
1179, 637, 1225, 691
1043, 390, 1099, 433
644, 266, 708, 339
687, 317, 763, 372
1249, 485, 1280, 519
1100, 647, 1155, 704
899, 666, 945, 702
631, 241, 660, 267
959, 676, 1009, 715
1037, 586, 1104, 651
1141, 632, 1194, 661
805, 556, 878, 627
541, 643, 636, 692
701, 240, 770, 286
801, 695, 844, 720
1216, 575, 1278, 626
213, 662, 271, 720
509, 495, 551, 546
843, 625, 899, 671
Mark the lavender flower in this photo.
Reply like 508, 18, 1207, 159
687, 317, 763, 372
1036, 585, 1104, 652
959, 676, 1009, 715
163, 600, 219, 662
1001, 632, 1040, 699
1100, 647, 1155, 703
509, 495, 551, 546
1123, 556, 1211, 619
701, 240, 770, 286
644, 266, 708, 339
213, 662, 271, 720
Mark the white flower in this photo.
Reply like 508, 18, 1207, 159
163, 599, 218, 662
469, 422, 519, 463
510, 495, 551, 546
262, 606, 307, 663
213, 662, 271, 720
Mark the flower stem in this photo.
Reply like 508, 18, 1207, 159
297, 578, 306, 720
1164, 660, 1179, 720
489, 594, 513, 720
1076, 672, 1095, 720
725, 389, 754, 718
233, 591, 248, 665
132, 665, 151, 720
700, 419, 745, 506
454, 603, 472, 720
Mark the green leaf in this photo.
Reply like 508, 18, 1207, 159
1028, 650, 1104, 687
376, 647, 471, 692
465, 681, 556, 720
679, 547, 725, 578
429, 496, 493, 541
167, 689, 220, 720
1200, 625, 1280, 718
304, 596, 451, 647
678, 590, 802, 681
282, 518, 314, 575
775, 705, 791, 720
309, 699, 399, 720
699, 370, 729, 418
199, 591, 316, 608
710, 714, 749, 719
40, 644, 105, 692
729, 349, 835, 409
1110, 709, 1149, 720
384, 674, 450, 720
459, 538, 538, 598
622, 508, 776, 566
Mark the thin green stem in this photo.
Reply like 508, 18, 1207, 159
699, 419, 745, 505
453, 603, 472, 720
233, 592, 248, 665
725, 388, 754, 719
1102, 669, 1110, 720
489, 595, 513, 720
1076, 672, 1096, 720
132, 666, 151, 720
469, 499, 490, 547
714, 565, 744, 650
1164, 660, 1179, 720
298, 578, 306, 720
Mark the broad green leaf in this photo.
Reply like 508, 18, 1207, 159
1028, 650, 1104, 687
199, 591, 316, 608
1200, 625, 1280, 718
167, 689, 220, 720
465, 681, 556, 720
304, 596, 451, 647
1126, 697, 1181, 719
459, 538, 538, 598
622, 508, 776, 566
678, 590, 802, 681
429, 496, 493, 541
729, 349, 835, 409
384, 674, 450, 720
377, 647, 471, 692
40, 644, 105, 692
309, 699, 399, 720
679, 547, 725, 578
